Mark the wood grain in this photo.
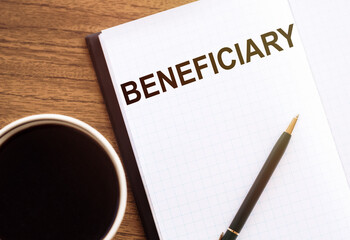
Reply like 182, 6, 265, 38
0, 0, 194, 239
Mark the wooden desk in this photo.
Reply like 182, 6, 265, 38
0, 0, 193, 239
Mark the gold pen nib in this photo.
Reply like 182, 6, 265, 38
285, 114, 299, 134
218, 233, 223, 240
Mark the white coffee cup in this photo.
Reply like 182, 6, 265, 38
0, 114, 127, 240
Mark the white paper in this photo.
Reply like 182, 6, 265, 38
100, 0, 350, 239
288, 0, 350, 184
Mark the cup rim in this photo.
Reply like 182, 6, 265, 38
0, 114, 127, 240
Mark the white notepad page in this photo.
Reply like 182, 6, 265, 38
100, 0, 350, 239
288, 0, 350, 184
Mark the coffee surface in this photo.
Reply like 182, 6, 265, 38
0, 124, 119, 240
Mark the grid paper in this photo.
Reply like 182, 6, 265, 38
99, 0, 350, 239
288, 0, 350, 184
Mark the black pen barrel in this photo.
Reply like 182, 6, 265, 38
222, 132, 291, 240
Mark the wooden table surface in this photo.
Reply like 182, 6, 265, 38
0, 0, 193, 239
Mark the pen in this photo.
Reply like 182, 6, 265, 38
219, 115, 299, 240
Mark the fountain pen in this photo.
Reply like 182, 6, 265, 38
219, 115, 299, 240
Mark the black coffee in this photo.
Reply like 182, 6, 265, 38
0, 124, 119, 240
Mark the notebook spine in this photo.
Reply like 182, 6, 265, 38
85, 33, 160, 240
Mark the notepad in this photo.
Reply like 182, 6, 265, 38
288, 0, 350, 184
86, 0, 350, 239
